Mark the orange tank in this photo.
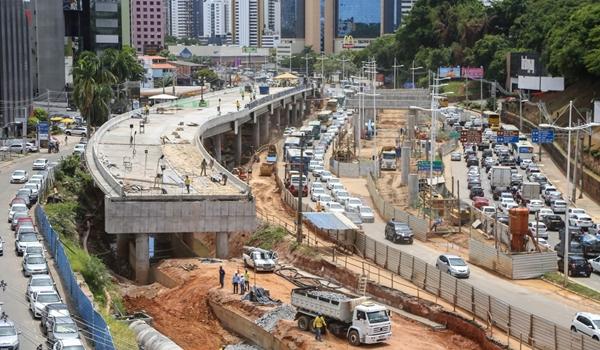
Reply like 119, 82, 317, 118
509, 207, 529, 252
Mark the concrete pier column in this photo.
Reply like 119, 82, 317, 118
401, 146, 411, 185
234, 129, 242, 166
214, 134, 222, 163
116, 234, 130, 261
291, 103, 297, 126
408, 109, 417, 141
287, 104, 293, 126
261, 114, 270, 144
253, 118, 261, 149
276, 107, 282, 129
135, 233, 150, 284
408, 174, 419, 208
216, 232, 229, 258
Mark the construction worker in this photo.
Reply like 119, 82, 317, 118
184, 175, 192, 193
200, 159, 207, 176
313, 314, 326, 341
232, 272, 240, 294
219, 266, 225, 288
244, 269, 250, 290
144, 104, 149, 116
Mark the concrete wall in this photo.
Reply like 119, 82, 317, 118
329, 158, 373, 178
105, 197, 256, 234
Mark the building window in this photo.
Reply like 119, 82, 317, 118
143, 14, 147, 18
150, 35, 154, 38
144, 35, 148, 38
150, 14, 154, 18
143, 21, 147, 25
156, 14, 161, 18
136, 14, 140, 18
137, 21, 141, 25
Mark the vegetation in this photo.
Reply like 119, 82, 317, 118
543, 272, 600, 302
44, 156, 136, 350
248, 225, 287, 250
355, 0, 600, 85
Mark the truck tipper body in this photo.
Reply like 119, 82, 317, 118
291, 287, 392, 346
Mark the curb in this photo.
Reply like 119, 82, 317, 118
541, 275, 600, 306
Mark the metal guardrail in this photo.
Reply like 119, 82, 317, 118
90, 85, 310, 199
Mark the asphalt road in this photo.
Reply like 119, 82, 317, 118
1, 146, 73, 349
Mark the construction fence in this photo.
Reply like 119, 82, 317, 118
329, 158, 373, 178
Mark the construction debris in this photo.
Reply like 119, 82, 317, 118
306, 290, 350, 302
224, 344, 261, 350
198, 258, 222, 264
254, 304, 296, 332
179, 263, 197, 271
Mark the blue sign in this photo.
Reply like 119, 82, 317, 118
531, 129, 554, 144
496, 131, 519, 144
38, 122, 49, 140
417, 160, 443, 171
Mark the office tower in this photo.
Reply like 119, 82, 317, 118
304, 0, 320, 51
131, 0, 166, 53
191, 0, 204, 38
280, 0, 304, 38
204, 0, 232, 43
381, 0, 401, 34
92, 0, 122, 51
233, 0, 259, 47
121, 0, 131, 46
170, 0, 192, 38
335, 0, 380, 38
0, 0, 33, 136
263, 0, 280, 34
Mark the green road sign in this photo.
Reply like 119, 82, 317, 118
449, 130, 459, 139
242, 47, 257, 53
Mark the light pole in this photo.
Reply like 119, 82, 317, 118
410, 60, 423, 89
519, 94, 529, 130
540, 102, 600, 286
392, 58, 404, 90
296, 140, 306, 243
304, 54, 311, 79
338, 57, 350, 81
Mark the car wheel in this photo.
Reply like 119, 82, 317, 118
297, 315, 310, 331
593, 336, 599, 341
348, 330, 361, 346
66, 131, 71, 136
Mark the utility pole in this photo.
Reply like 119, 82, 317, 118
564, 101, 573, 286
538, 107, 543, 161
296, 142, 305, 243
392, 57, 403, 89
338, 57, 350, 81
304, 54, 311, 78
572, 122, 580, 202
480, 76, 484, 111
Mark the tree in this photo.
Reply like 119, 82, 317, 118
195, 68, 219, 83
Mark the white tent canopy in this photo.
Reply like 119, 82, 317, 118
148, 94, 178, 100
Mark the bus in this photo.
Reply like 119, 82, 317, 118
286, 148, 311, 174
513, 141, 534, 161
484, 111, 501, 131
308, 120, 321, 140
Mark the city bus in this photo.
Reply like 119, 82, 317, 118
286, 148, 311, 174
512, 141, 534, 161
484, 111, 501, 131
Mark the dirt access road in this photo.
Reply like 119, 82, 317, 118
123, 259, 481, 350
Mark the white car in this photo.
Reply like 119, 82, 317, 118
52, 338, 85, 350
8, 203, 28, 223
25, 275, 56, 300
10, 170, 28, 184
550, 200, 567, 214
310, 188, 326, 202
500, 200, 518, 212
316, 194, 333, 208
537, 237, 551, 250
320, 171, 333, 183
589, 256, 600, 274
571, 312, 600, 340
329, 183, 345, 192
30, 290, 62, 318
500, 193, 514, 202
569, 213, 594, 228
520, 159, 532, 170
32, 158, 49, 170
357, 205, 375, 223
73, 144, 86, 155
344, 197, 362, 212
568, 208, 587, 216
481, 206, 496, 216
325, 202, 345, 214
538, 208, 554, 218
332, 189, 351, 204
310, 181, 324, 191
312, 165, 325, 177
526, 200, 544, 213
326, 177, 341, 190
528, 222, 548, 239
22, 254, 48, 277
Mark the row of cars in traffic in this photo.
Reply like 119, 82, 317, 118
7, 159, 84, 350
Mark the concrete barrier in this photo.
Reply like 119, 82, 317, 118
329, 158, 373, 178
129, 320, 183, 350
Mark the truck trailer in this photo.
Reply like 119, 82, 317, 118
291, 287, 392, 346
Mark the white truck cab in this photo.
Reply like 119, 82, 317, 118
347, 302, 392, 345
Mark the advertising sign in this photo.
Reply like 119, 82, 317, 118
509, 52, 541, 77
462, 66, 484, 79
38, 122, 49, 141
438, 66, 461, 79
342, 35, 355, 49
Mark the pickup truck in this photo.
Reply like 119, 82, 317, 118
242, 246, 278, 272
291, 287, 392, 346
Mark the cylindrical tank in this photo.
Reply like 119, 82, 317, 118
509, 207, 529, 252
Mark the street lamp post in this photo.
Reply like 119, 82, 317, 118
392, 57, 404, 90
519, 94, 529, 130
304, 54, 311, 79
338, 57, 349, 81
296, 140, 305, 243
410, 60, 423, 89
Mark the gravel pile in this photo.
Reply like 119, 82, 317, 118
254, 304, 297, 332
307, 290, 349, 302
224, 344, 261, 350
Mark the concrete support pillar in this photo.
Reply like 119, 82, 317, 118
253, 118, 261, 149
401, 146, 411, 185
216, 232, 229, 258
214, 134, 222, 163
287, 104, 293, 126
408, 109, 417, 141
116, 234, 130, 261
292, 103, 298, 126
261, 114, 270, 144
408, 174, 419, 208
135, 233, 149, 284
276, 107, 282, 129
234, 129, 242, 166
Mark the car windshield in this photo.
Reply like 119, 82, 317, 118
55, 323, 77, 333
0, 326, 16, 336
367, 310, 390, 324
382, 153, 395, 159
360, 207, 373, 214
329, 203, 343, 209
20, 234, 37, 242
13, 206, 27, 212
449, 258, 466, 266
13, 170, 25, 176
31, 278, 52, 287
37, 294, 60, 303
27, 256, 45, 264
64, 346, 85, 350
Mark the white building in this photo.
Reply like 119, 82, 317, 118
170, 0, 192, 38
234, 0, 259, 47
203, 0, 232, 38
263, 0, 280, 34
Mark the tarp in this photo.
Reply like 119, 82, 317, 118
148, 93, 178, 100
303, 212, 358, 231
274, 72, 298, 80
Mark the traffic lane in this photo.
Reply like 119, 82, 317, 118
2, 148, 74, 349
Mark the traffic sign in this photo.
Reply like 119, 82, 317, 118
417, 160, 443, 171
496, 130, 519, 144
460, 129, 482, 143
531, 129, 555, 144
449, 130, 460, 140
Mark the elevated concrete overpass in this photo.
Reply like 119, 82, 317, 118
86, 85, 315, 282
345, 88, 431, 110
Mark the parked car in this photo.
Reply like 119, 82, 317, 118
30, 290, 62, 318
528, 222, 548, 239
344, 197, 362, 212
47, 316, 80, 345
385, 221, 414, 244
32, 158, 49, 170
64, 126, 87, 136
469, 187, 484, 199
543, 215, 565, 231
26, 274, 56, 301
332, 189, 350, 204
558, 255, 592, 277
10, 213, 30, 231
73, 144, 86, 155
41, 304, 70, 335
571, 312, 600, 340
310, 188, 326, 202
435, 254, 470, 278
473, 197, 490, 209
15, 232, 38, 256
450, 152, 462, 161
15, 188, 33, 206
569, 213, 594, 229
22, 254, 48, 277
326, 177, 341, 190
324, 202, 345, 214
8, 203, 28, 223
52, 338, 85, 350
357, 205, 375, 223
0, 319, 19, 350
589, 256, 600, 274
10, 170, 28, 184
551, 200, 567, 214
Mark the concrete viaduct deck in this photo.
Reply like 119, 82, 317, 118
86, 85, 315, 282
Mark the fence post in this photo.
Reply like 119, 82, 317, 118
471, 286, 476, 321
424, 263, 428, 289
438, 269, 442, 297
553, 324, 558, 350
385, 245, 388, 269
529, 314, 534, 346
411, 256, 415, 281
397, 251, 402, 275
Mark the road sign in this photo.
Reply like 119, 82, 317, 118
417, 160, 443, 172
242, 47, 257, 53
531, 129, 555, 144
460, 129, 482, 143
449, 130, 460, 139
496, 130, 519, 144
38, 122, 49, 141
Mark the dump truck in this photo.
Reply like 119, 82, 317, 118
291, 287, 392, 346
379, 146, 397, 170
242, 246, 278, 271
259, 145, 278, 176
490, 166, 512, 192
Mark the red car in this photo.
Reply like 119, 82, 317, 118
14, 217, 34, 232
473, 197, 490, 209
9, 197, 26, 208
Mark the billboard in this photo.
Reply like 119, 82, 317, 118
518, 76, 564, 91
509, 52, 541, 77
438, 66, 461, 79
595, 101, 600, 123
462, 66, 484, 79
38, 122, 49, 141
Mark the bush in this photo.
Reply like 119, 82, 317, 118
82, 256, 111, 304
45, 201, 78, 239
248, 225, 287, 250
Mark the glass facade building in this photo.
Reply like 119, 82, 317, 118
335, 0, 380, 38
280, 0, 304, 38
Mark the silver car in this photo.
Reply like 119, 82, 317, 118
0, 319, 19, 350
27, 274, 56, 301
10, 170, 28, 184
48, 317, 80, 344
22, 254, 48, 277
436, 254, 470, 278
30, 290, 62, 318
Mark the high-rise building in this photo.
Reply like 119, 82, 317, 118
93, 0, 122, 51
191, 0, 204, 38
262, 0, 280, 34
170, 0, 192, 38
0, 0, 33, 136
131, 0, 165, 53
233, 0, 259, 47
280, 0, 304, 39
381, 0, 401, 34
335, 0, 380, 38
304, 0, 320, 52
399, 0, 417, 19
203, 0, 231, 43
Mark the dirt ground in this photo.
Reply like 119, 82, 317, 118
123, 259, 482, 350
